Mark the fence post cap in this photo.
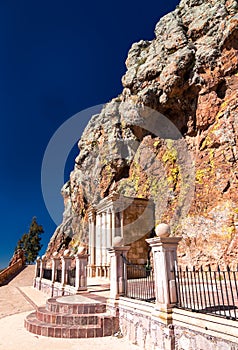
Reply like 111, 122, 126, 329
113, 237, 124, 247
155, 223, 171, 237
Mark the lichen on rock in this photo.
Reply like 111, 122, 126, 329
46, 0, 238, 267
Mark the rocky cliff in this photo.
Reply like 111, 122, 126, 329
46, 0, 238, 267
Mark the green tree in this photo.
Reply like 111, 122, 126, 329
16, 217, 44, 264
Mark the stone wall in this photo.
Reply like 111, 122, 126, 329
175, 326, 238, 350
118, 299, 238, 350
118, 298, 173, 350
35, 278, 73, 297
173, 308, 238, 350
0, 258, 24, 285
127, 233, 150, 264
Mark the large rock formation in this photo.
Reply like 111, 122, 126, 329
46, 0, 238, 268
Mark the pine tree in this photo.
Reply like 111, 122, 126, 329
16, 217, 44, 264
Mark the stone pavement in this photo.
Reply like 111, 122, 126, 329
0, 265, 139, 350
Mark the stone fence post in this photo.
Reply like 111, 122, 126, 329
74, 254, 89, 292
40, 255, 47, 279
51, 253, 60, 283
61, 255, 72, 287
35, 257, 41, 278
107, 245, 130, 300
146, 235, 181, 323
36, 254, 47, 290
33, 256, 41, 288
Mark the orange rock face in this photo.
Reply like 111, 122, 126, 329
46, 0, 238, 267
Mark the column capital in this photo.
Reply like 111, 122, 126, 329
88, 205, 96, 220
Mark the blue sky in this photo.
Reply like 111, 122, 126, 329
0, 0, 180, 269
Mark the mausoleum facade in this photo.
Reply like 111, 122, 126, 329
87, 193, 154, 277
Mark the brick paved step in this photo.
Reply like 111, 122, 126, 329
37, 306, 106, 325
25, 311, 117, 338
46, 297, 106, 314
25, 294, 119, 338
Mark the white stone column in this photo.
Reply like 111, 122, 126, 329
37, 255, 47, 291
61, 255, 72, 286
51, 254, 60, 283
100, 213, 103, 266
102, 212, 107, 267
95, 213, 102, 269
107, 210, 112, 265
88, 218, 92, 277
75, 254, 89, 291
96, 213, 102, 277
146, 236, 182, 312
88, 218, 92, 266
111, 209, 116, 241
88, 209, 96, 277
91, 217, 96, 265
120, 210, 124, 238
35, 257, 41, 278
40, 255, 47, 280
50, 255, 59, 297
60, 256, 66, 287
107, 246, 130, 300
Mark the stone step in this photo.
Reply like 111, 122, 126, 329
25, 311, 117, 338
25, 294, 119, 338
37, 306, 105, 326
46, 297, 106, 314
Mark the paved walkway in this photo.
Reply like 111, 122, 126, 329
0, 266, 139, 350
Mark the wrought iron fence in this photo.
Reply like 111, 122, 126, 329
174, 264, 238, 320
43, 268, 52, 280
56, 268, 62, 283
122, 255, 155, 303
67, 267, 76, 287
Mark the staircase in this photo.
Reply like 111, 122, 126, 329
25, 294, 118, 338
